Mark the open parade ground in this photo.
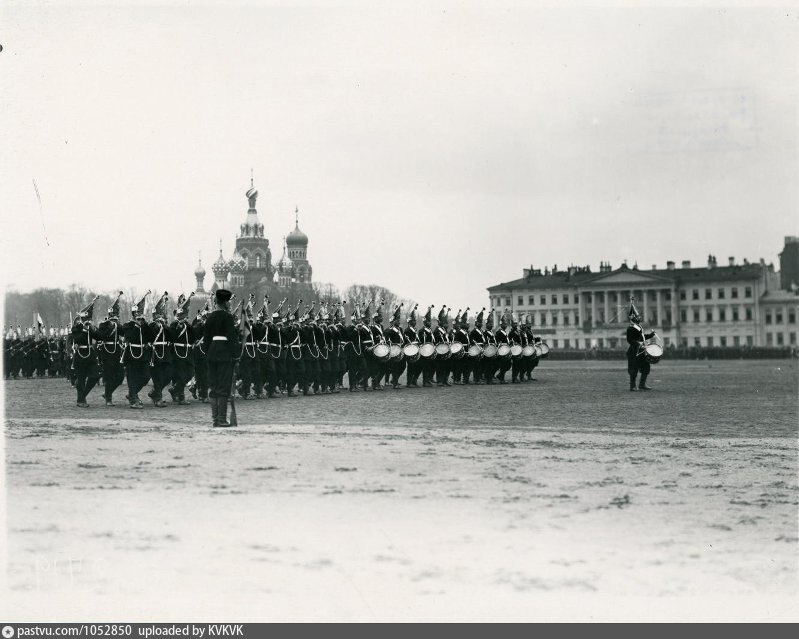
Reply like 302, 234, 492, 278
3, 360, 798, 621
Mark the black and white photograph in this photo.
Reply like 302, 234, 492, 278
1, 0, 797, 623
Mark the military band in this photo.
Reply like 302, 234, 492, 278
8, 288, 678, 428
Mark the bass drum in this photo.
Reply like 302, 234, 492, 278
372, 343, 390, 360
522, 345, 535, 358
402, 343, 421, 362
435, 343, 451, 359
510, 344, 523, 360
419, 343, 436, 359
467, 344, 483, 359
388, 344, 403, 361
483, 344, 498, 359
497, 344, 511, 360
539, 342, 550, 358
449, 342, 465, 359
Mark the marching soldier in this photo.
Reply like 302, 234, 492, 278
331, 302, 348, 391
522, 315, 539, 381
494, 311, 512, 384
190, 301, 211, 403
468, 308, 486, 385
260, 298, 285, 398
626, 299, 655, 391
202, 288, 240, 426
121, 292, 153, 409
251, 296, 270, 399
97, 293, 125, 405
299, 303, 319, 395
451, 309, 470, 385
417, 305, 436, 388
168, 293, 196, 405
433, 306, 451, 387
147, 293, 172, 408
342, 303, 364, 392
47, 328, 61, 377
283, 301, 305, 397
508, 316, 524, 384
71, 296, 102, 407
369, 300, 388, 390
358, 300, 376, 391
238, 294, 261, 400
482, 312, 498, 384
403, 304, 421, 388
315, 305, 335, 393
385, 303, 406, 389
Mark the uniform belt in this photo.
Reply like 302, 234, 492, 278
102, 341, 117, 345
153, 341, 169, 346
212, 336, 228, 341
361, 340, 373, 345
77, 345, 92, 349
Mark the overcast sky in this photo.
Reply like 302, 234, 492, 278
2, 1, 797, 312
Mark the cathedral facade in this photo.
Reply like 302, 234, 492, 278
193, 180, 314, 301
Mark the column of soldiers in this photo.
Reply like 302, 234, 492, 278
3, 325, 72, 380
4, 290, 549, 421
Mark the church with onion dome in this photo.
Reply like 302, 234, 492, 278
192, 177, 314, 300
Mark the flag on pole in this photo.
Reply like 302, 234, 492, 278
36, 313, 45, 336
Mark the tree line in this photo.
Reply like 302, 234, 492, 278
4, 282, 415, 330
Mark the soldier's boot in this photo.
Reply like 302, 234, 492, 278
210, 396, 219, 426
168, 386, 178, 403
216, 397, 230, 428
629, 375, 638, 391
189, 384, 198, 399
639, 374, 652, 390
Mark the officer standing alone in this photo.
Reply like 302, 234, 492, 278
203, 289, 240, 427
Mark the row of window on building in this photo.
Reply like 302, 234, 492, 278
550, 332, 797, 349
495, 286, 758, 309
518, 307, 797, 327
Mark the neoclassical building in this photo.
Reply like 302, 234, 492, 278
487, 238, 799, 350
193, 179, 314, 298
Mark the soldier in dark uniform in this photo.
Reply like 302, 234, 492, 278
369, 301, 388, 390
626, 299, 655, 391
168, 293, 196, 405
202, 288, 240, 426
260, 299, 285, 398
251, 296, 270, 399
71, 296, 101, 407
403, 304, 420, 388
316, 305, 336, 393
326, 303, 344, 393
306, 305, 325, 394
283, 301, 305, 397
451, 309, 471, 385
341, 303, 362, 392
357, 301, 376, 391
190, 301, 211, 403
147, 293, 172, 408
97, 293, 125, 405
238, 294, 261, 400
508, 316, 524, 384
483, 312, 498, 385
385, 303, 406, 390
522, 315, 539, 381
46, 329, 61, 377
121, 293, 153, 409
433, 306, 451, 387
417, 306, 436, 388
468, 308, 486, 385
494, 312, 513, 384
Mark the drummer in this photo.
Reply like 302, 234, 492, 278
385, 304, 406, 390
369, 302, 388, 390
451, 309, 470, 385
468, 308, 487, 385
433, 306, 451, 387
482, 312, 498, 385
403, 305, 421, 388
494, 311, 512, 384
626, 299, 655, 391
508, 316, 524, 384
417, 306, 436, 388
522, 314, 539, 381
